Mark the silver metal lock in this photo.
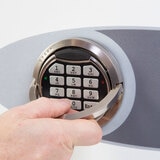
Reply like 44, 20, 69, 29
29, 38, 123, 126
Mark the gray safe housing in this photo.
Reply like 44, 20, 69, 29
0, 27, 160, 149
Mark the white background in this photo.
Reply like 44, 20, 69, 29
0, 0, 160, 159
0, 0, 160, 48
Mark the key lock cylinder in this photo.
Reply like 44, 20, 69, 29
30, 36, 135, 133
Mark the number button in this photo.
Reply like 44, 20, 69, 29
49, 63, 64, 74
83, 65, 99, 77
66, 65, 81, 75
67, 88, 81, 98
83, 90, 99, 100
50, 87, 64, 97
83, 78, 98, 88
71, 100, 82, 110
50, 76, 64, 85
67, 77, 81, 87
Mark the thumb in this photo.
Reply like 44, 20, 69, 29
12, 97, 72, 119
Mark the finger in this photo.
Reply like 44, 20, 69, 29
13, 97, 72, 119
60, 119, 102, 146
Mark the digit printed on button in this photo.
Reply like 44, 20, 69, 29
49, 63, 64, 74
83, 78, 98, 88
67, 77, 81, 87
71, 100, 82, 110
83, 65, 99, 77
50, 87, 64, 97
67, 88, 81, 98
66, 65, 81, 75
83, 90, 99, 100
50, 76, 64, 85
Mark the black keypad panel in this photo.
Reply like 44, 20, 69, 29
41, 60, 108, 111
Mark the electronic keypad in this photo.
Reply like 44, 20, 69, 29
29, 38, 123, 125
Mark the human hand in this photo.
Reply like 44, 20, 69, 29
0, 98, 102, 160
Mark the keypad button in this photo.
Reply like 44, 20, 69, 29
83, 90, 99, 100
67, 77, 81, 87
83, 65, 99, 77
66, 65, 81, 75
45, 62, 105, 111
50, 76, 64, 85
67, 88, 81, 98
71, 100, 82, 110
50, 87, 64, 97
83, 78, 99, 88
49, 63, 64, 74
84, 101, 98, 109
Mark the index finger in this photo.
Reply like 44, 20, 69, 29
13, 97, 72, 119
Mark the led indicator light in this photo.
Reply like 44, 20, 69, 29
101, 80, 105, 85
44, 76, 48, 80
